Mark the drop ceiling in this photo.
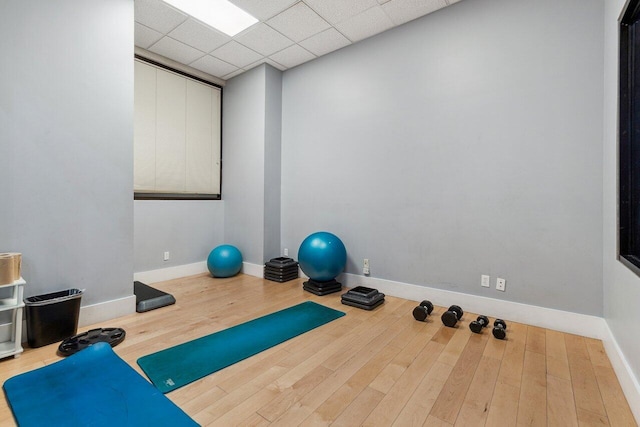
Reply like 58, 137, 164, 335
135, 0, 462, 81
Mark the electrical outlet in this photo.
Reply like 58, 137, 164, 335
363, 258, 370, 275
496, 278, 506, 291
284, 248, 289, 256
481, 275, 490, 288
163, 251, 170, 261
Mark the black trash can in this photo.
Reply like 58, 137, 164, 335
25, 289, 83, 348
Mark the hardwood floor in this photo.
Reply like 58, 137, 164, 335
0, 273, 636, 426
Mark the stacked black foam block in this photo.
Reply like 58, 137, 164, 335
303, 278, 342, 296
264, 257, 299, 283
341, 286, 385, 310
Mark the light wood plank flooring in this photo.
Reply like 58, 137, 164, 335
0, 274, 636, 426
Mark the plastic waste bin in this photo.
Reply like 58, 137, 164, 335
25, 289, 83, 348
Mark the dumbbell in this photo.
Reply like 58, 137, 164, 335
493, 319, 507, 339
469, 315, 490, 334
412, 300, 434, 321
441, 305, 464, 327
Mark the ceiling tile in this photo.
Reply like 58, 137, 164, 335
299, 28, 351, 57
168, 19, 230, 53
381, 0, 448, 26
135, 23, 163, 49
211, 41, 263, 68
269, 44, 315, 69
134, 0, 187, 34
267, 2, 331, 43
335, 6, 394, 42
133, 0, 460, 81
149, 36, 205, 64
304, 0, 378, 25
229, 0, 298, 21
235, 23, 294, 56
190, 55, 238, 78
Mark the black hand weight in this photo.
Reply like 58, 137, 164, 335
492, 319, 507, 340
412, 300, 434, 321
469, 315, 489, 334
441, 305, 463, 327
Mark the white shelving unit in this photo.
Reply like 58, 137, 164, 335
0, 277, 25, 359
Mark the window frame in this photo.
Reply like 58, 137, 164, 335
133, 55, 223, 201
619, 0, 640, 275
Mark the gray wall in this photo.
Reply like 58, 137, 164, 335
0, 1, 134, 306
224, 64, 282, 264
263, 66, 283, 262
603, 0, 640, 382
134, 201, 224, 272
223, 66, 266, 263
281, 0, 604, 315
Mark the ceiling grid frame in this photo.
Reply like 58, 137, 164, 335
134, 0, 463, 80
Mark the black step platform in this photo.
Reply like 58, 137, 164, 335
341, 291, 385, 306
134, 281, 176, 312
266, 257, 299, 268
303, 278, 342, 296
341, 286, 385, 310
58, 327, 126, 356
264, 257, 299, 283
265, 272, 299, 282
341, 298, 385, 311
344, 286, 380, 299
264, 266, 299, 274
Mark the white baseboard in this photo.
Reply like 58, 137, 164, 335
264, 267, 604, 339
134, 261, 263, 284
601, 324, 640, 423
134, 261, 208, 284
241, 262, 264, 278
78, 295, 136, 327
339, 273, 606, 339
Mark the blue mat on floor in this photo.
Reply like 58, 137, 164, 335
3, 342, 198, 427
137, 301, 345, 393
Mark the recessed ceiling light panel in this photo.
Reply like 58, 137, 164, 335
164, 0, 258, 37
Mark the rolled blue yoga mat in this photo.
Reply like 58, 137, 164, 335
137, 301, 346, 393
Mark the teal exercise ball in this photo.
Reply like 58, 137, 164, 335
207, 245, 243, 278
298, 232, 347, 282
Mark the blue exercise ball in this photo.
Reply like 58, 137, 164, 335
298, 232, 347, 282
207, 245, 243, 278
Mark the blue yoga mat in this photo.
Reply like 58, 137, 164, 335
3, 342, 197, 427
138, 301, 345, 393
